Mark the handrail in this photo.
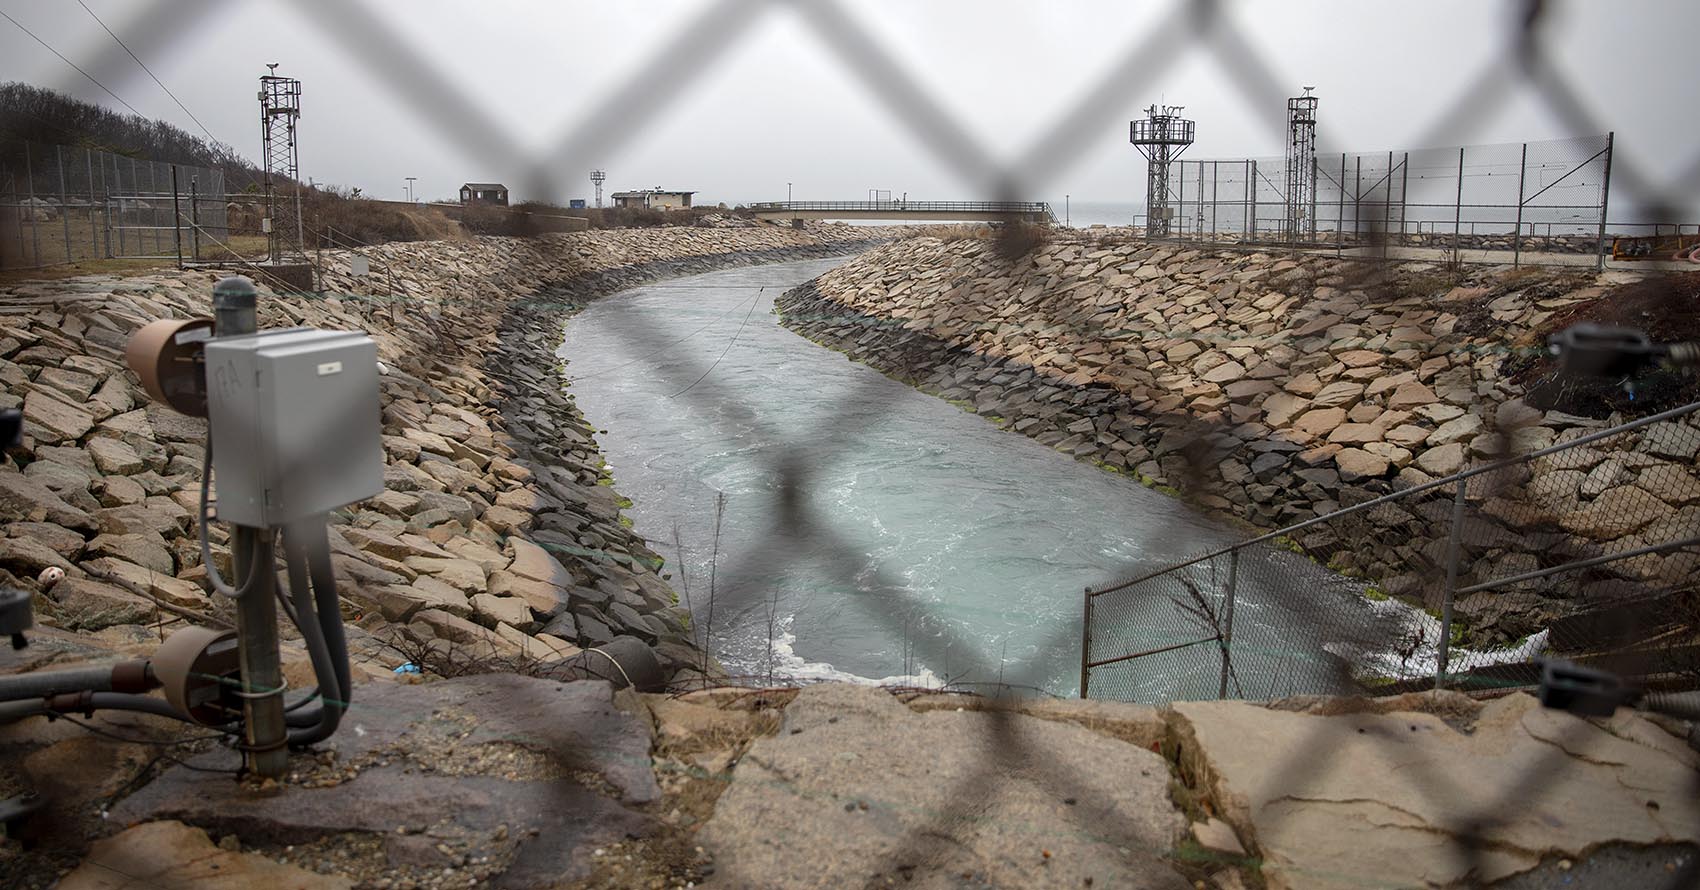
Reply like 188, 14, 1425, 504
748, 200, 1053, 214
1088, 398, 1700, 598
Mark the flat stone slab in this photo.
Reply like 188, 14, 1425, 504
57, 820, 353, 890
698, 684, 1190, 889
111, 674, 658, 888
1171, 694, 1700, 890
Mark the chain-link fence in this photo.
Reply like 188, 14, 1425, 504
1162, 134, 1622, 266
1085, 399, 1700, 703
9, 1, 1700, 887
0, 140, 230, 270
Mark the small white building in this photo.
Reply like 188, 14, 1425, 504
611, 188, 695, 210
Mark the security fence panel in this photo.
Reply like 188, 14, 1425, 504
0, 140, 228, 269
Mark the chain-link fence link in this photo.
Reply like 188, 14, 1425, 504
1086, 399, 1700, 703
1163, 134, 1619, 265
0, 140, 229, 269
8, 0, 1700, 887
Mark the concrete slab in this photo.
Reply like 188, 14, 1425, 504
1171, 693, 1700, 889
698, 683, 1190, 889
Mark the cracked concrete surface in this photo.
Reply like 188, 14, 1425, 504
1170, 693, 1700, 889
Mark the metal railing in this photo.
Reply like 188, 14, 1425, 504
747, 199, 1054, 217
1082, 399, 1700, 704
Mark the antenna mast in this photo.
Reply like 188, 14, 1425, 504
1130, 104, 1195, 238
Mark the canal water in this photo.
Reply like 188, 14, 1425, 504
558, 258, 1395, 696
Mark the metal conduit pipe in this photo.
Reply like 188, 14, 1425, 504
281, 524, 343, 746
0, 661, 154, 703
303, 520, 352, 711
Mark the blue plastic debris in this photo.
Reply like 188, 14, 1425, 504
393, 662, 421, 674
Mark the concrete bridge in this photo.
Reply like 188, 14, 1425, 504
748, 200, 1055, 224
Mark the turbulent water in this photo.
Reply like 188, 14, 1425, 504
558, 259, 1420, 696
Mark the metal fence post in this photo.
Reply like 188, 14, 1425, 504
56, 145, 71, 265
24, 144, 39, 266
1079, 587, 1093, 699
190, 176, 201, 261
1398, 151, 1409, 245
84, 148, 97, 259
1595, 132, 1614, 270
1435, 475, 1469, 690
1249, 159, 1258, 238
1217, 549, 1239, 700
171, 166, 183, 269
1336, 152, 1346, 256
1513, 141, 1528, 267
1452, 146, 1465, 263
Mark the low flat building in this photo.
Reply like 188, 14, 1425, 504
459, 182, 509, 206
611, 188, 695, 210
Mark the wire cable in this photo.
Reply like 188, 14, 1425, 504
668, 286, 765, 399
565, 286, 766, 384
0, 8, 145, 118
197, 439, 267, 598
74, 0, 223, 147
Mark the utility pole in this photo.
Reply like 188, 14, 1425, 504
787, 182, 793, 203
404, 177, 417, 203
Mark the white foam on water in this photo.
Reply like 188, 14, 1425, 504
1325, 594, 1550, 683
765, 615, 945, 688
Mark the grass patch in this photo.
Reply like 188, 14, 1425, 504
1362, 585, 1390, 602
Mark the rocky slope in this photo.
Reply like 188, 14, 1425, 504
0, 224, 902, 684
777, 235, 1700, 644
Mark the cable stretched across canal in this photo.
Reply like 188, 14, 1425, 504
669, 286, 765, 399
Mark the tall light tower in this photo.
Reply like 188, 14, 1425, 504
1130, 104, 1194, 238
1285, 87, 1319, 243
259, 64, 303, 264
590, 169, 606, 208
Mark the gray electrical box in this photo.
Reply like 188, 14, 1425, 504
204, 327, 383, 528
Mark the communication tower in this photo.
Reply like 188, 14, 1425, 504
258, 65, 304, 264
1284, 87, 1319, 242
1130, 104, 1195, 238
590, 169, 607, 208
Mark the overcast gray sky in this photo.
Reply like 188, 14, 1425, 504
3, 0, 1696, 217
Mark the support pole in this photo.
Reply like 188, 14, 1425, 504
212, 275, 288, 779
1079, 588, 1093, 699
1435, 476, 1468, 690
1244, 160, 1253, 239
1452, 147, 1465, 264
1513, 142, 1528, 267
190, 176, 201, 262
171, 166, 183, 270
25, 144, 39, 266
1336, 153, 1346, 257
1398, 151, 1410, 246
1217, 550, 1239, 699
56, 146, 72, 265
85, 148, 97, 260
1595, 132, 1614, 271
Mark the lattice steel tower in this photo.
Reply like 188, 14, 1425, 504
590, 169, 606, 208
1130, 104, 1195, 238
1284, 87, 1319, 242
258, 65, 303, 263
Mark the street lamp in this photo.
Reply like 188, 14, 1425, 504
404, 177, 417, 203
787, 182, 792, 204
